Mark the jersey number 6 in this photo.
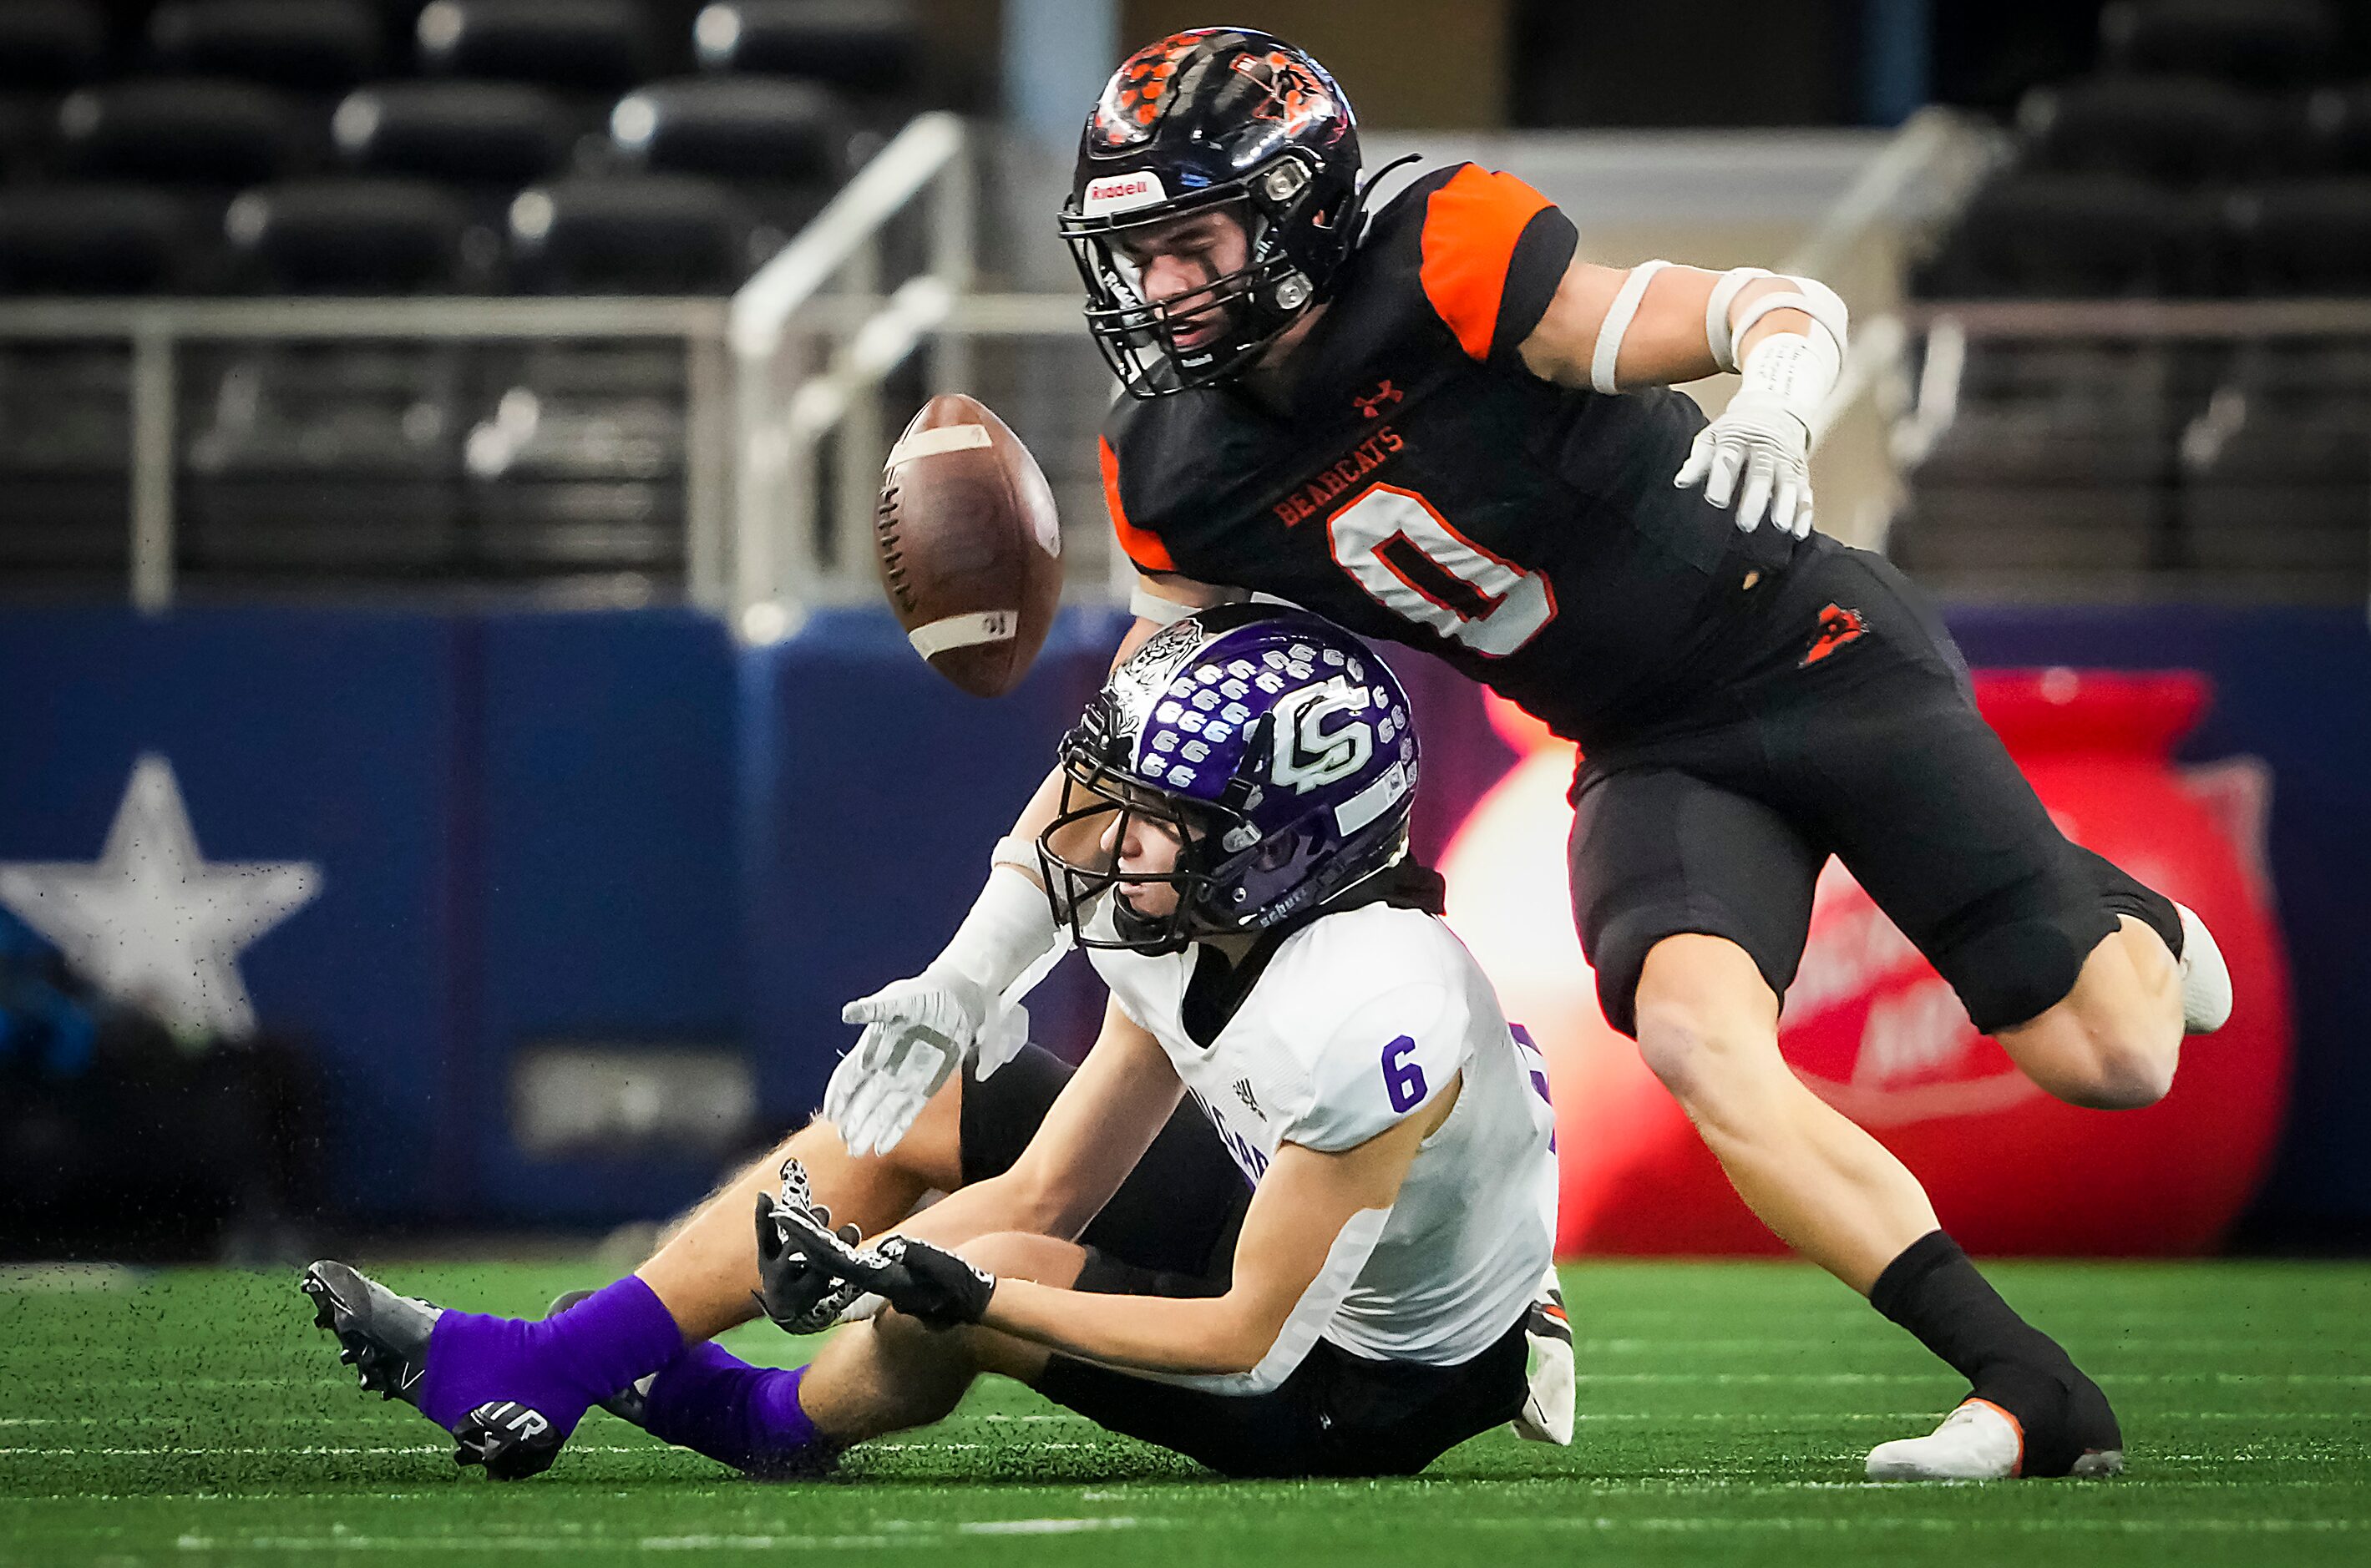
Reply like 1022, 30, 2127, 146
1327, 483, 1557, 658
1381, 1034, 1428, 1114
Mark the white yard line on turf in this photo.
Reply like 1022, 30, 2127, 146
1466, 1518, 2368, 1535
0, 1445, 659, 1458
165, 1524, 1159, 1553
1571, 1372, 2371, 1384
148, 1518, 2369, 1553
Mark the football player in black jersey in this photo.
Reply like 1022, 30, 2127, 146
827, 28, 2236, 1483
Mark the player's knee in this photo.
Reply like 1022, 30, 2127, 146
2023, 1016, 2176, 1110
1631, 998, 1779, 1113
1972, 918, 2176, 1109
2086, 1038, 2176, 1109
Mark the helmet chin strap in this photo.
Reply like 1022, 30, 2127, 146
1345, 152, 1421, 253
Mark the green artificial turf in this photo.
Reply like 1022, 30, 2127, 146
0, 1260, 2363, 1566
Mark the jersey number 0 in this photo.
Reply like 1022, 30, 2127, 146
1325, 484, 1557, 658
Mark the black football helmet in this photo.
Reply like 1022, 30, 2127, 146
1058, 28, 1363, 397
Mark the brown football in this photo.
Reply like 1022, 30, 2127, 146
873, 393, 1064, 698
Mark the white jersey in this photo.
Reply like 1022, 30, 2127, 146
1086, 898, 1558, 1391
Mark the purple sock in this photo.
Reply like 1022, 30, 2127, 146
418, 1275, 683, 1436
638, 1339, 834, 1477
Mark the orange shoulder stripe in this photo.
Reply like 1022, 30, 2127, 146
1100, 435, 1174, 574
1420, 165, 1555, 361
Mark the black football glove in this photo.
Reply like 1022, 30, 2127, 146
758, 1199, 996, 1331
750, 1158, 866, 1335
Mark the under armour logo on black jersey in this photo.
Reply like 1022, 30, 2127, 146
1353, 379, 1403, 419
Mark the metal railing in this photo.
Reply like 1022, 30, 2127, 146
0, 107, 2003, 621
1894, 297, 2371, 464
0, 295, 732, 612
723, 112, 1100, 640
1887, 298, 2371, 609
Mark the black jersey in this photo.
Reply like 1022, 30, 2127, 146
1100, 162, 1806, 749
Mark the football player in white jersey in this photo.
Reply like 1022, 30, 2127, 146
732, 606, 1563, 1476
301, 609, 1570, 1481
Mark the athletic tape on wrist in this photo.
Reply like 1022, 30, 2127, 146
1590, 258, 1672, 395
989, 835, 1038, 876
1737, 331, 1840, 424
938, 852, 1059, 995
1726, 276, 1847, 364
1728, 292, 1843, 362
1705, 267, 1773, 372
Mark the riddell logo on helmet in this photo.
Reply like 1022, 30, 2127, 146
1082, 172, 1168, 215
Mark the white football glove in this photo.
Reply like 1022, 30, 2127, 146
1673, 331, 1835, 539
823, 852, 1066, 1157
827, 965, 1031, 1157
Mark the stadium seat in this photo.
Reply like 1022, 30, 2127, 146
1918, 172, 2219, 297
332, 80, 577, 186
0, 3, 107, 183
0, 97, 48, 180
0, 1, 108, 90
146, 1, 385, 94
2100, 0, 2340, 92
54, 79, 312, 188
2018, 77, 2276, 186
2178, 343, 2371, 599
610, 77, 844, 182
507, 174, 754, 292
225, 178, 469, 291
2291, 83, 2370, 173
416, 0, 660, 94
0, 185, 201, 293
180, 346, 466, 583
2230, 178, 2371, 292
464, 346, 688, 576
1915, 341, 2186, 488
0, 347, 132, 585
1897, 339, 2184, 597
692, 0, 923, 97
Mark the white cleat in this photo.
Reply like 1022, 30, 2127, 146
1867, 1398, 2024, 1481
2175, 903, 2232, 1034
1509, 1264, 1575, 1446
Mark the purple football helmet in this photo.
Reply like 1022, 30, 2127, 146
1039, 605, 1420, 953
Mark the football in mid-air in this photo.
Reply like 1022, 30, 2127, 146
873, 393, 1064, 698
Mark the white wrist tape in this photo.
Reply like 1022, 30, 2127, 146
1589, 259, 1670, 395
1717, 274, 1848, 372
1736, 329, 1842, 430
934, 860, 1059, 996
1128, 584, 1200, 626
1705, 267, 1773, 372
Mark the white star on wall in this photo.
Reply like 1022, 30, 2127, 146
0, 755, 322, 1038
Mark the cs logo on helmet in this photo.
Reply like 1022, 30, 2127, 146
1270, 677, 1375, 793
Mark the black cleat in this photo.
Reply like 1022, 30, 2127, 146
302, 1259, 438, 1407
301, 1259, 567, 1481
451, 1399, 568, 1480
547, 1289, 652, 1428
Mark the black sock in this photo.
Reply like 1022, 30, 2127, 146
2073, 845, 2182, 959
1868, 1231, 2120, 1475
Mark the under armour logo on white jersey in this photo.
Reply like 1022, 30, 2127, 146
1269, 677, 1374, 793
